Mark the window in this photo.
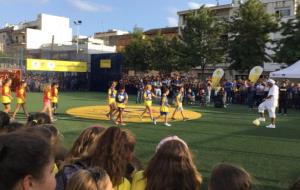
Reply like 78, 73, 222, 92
276, 9, 291, 17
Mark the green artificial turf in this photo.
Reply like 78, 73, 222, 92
10, 92, 300, 190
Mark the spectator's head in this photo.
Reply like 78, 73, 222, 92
209, 163, 252, 190
88, 127, 135, 186
0, 111, 10, 130
66, 126, 106, 163
145, 136, 202, 190
27, 113, 51, 127
3, 122, 24, 133
0, 132, 55, 190
290, 177, 300, 190
66, 167, 113, 190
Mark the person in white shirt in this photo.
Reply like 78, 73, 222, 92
257, 79, 279, 128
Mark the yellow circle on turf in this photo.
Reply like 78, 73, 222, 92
66, 105, 202, 123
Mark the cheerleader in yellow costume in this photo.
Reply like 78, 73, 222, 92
12, 80, 29, 120
139, 84, 158, 124
1, 78, 13, 113
106, 82, 118, 120
115, 85, 128, 126
155, 87, 171, 127
51, 82, 59, 115
171, 86, 188, 121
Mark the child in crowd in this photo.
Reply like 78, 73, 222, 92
106, 82, 118, 120
0, 132, 56, 190
115, 85, 128, 126
0, 111, 10, 132
42, 84, 55, 122
27, 112, 52, 127
1, 78, 13, 113
56, 127, 135, 190
66, 167, 113, 190
208, 163, 252, 190
140, 84, 158, 124
171, 86, 188, 121
12, 80, 29, 120
155, 87, 171, 126
131, 135, 202, 190
51, 83, 59, 115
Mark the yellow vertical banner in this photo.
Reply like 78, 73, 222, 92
249, 66, 263, 83
211, 68, 224, 88
26, 59, 87, 72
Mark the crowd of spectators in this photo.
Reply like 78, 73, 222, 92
120, 75, 300, 111
0, 111, 299, 190
23, 72, 88, 92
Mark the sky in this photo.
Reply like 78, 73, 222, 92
0, 0, 231, 36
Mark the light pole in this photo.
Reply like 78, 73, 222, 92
73, 20, 82, 54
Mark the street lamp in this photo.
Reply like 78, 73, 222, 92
73, 20, 82, 54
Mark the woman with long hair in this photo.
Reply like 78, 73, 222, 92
56, 126, 136, 190
131, 136, 202, 190
64, 126, 106, 164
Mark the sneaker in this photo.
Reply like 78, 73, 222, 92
258, 117, 266, 122
51, 118, 57, 122
10, 117, 16, 122
266, 124, 276, 128
120, 123, 127, 126
164, 123, 172, 127
153, 119, 157, 125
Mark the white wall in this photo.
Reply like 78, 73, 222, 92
26, 14, 72, 49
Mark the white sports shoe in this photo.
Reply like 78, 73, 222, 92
153, 119, 157, 125
258, 117, 266, 122
164, 123, 172, 127
266, 124, 276, 128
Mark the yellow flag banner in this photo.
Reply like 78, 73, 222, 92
26, 59, 87, 72
248, 66, 263, 83
211, 68, 224, 88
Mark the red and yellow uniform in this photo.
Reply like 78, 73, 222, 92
2, 85, 12, 104
44, 90, 52, 105
16, 87, 26, 104
51, 87, 59, 104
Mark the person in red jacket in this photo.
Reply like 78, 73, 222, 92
12, 80, 29, 120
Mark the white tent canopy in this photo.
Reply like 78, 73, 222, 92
270, 60, 300, 79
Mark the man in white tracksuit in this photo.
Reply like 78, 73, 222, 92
257, 79, 279, 128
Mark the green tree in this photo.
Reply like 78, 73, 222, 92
227, 0, 278, 70
179, 6, 225, 79
150, 35, 179, 75
122, 31, 152, 72
275, 8, 300, 65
